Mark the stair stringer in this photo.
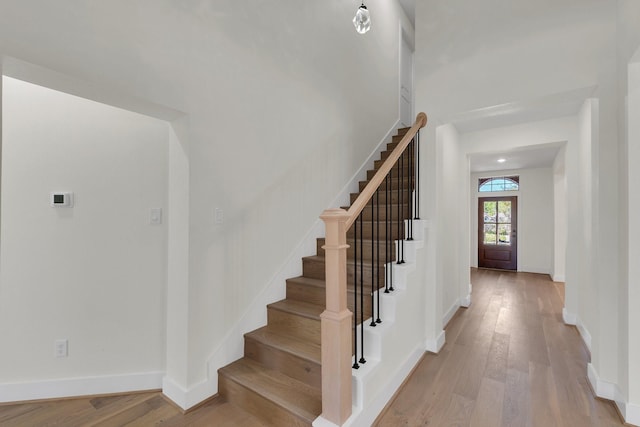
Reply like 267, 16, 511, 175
314, 219, 433, 427
202, 120, 402, 408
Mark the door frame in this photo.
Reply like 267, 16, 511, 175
478, 196, 518, 270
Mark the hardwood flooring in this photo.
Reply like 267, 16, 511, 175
375, 268, 627, 427
0, 269, 626, 426
0, 392, 267, 426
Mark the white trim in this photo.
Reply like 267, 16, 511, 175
562, 307, 577, 325
587, 363, 619, 401
552, 274, 565, 282
0, 371, 163, 403
443, 301, 460, 326
586, 363, 640, 426
320, 347, 425, 427
425, 330, 446, 354
576, 319, 592, 352
627, 402, 640, 426
461, 283, 473, 308
162, 376, 216, 411
562, 309, 591, 352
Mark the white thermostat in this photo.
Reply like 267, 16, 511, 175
50, 192, 74, 207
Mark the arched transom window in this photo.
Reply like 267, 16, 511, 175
478, 176, 519, 192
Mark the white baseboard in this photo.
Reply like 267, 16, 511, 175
576, 321, 592, 352
0, 371, 163, 403
443, 301, 460, 326
562, 308, 577, 325
461, 284, 472, 308
162, 376, 216, 410
587, 363, 640, 426
327, 346, 424, 427
587, 363, 619, 401
562, 308, 591, 352
518, 265, 550, 275
425, 330, 446, 354
627, 402, 640, 426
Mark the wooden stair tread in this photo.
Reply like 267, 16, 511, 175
219, 358, 321, 422
267, 299, 324, 320
287, 275, 384, 293
303, 254, 386, 267
286, 276, 326, 289
340, 203, 409, 210
246, 326, 320, 363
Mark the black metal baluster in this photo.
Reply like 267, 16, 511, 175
415, 130, 420, 220
407, 139, 414, 241
359, 213, 366, 365
370, 194, 376, 327
397, 151, 402, 265
387, 170, 396, 292
353, 215, 359, 369
385, 174, 391, 294
398, 149, 405, 264
376, 187, 382, 324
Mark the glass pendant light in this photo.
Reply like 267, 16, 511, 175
353, 3, 371, 34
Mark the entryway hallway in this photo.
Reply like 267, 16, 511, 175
375, 269, 625, 426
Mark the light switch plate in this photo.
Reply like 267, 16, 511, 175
150, 208, 162, 225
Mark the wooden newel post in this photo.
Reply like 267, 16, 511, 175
319, 208, 353, 425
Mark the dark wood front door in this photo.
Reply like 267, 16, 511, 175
478, 196, 517, 270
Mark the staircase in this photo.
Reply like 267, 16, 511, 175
218, 127, 414, 426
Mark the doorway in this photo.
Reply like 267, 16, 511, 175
478, 196, 518, 270
400, 33, 413, 127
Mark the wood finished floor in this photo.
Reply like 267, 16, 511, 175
375, 268, 626, 427
0, 269, 626, 426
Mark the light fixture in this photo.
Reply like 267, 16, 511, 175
353, 2, 371, 34
497, 158, 506, 163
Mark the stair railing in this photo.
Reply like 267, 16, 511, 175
319, 112, 427, 425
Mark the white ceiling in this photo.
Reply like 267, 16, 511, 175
446, 87, 593, 173
468, 142, 565, 173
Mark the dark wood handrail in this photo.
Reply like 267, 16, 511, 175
346, 113, 428, 229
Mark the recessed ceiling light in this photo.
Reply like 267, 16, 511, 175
497, 158, 506, 163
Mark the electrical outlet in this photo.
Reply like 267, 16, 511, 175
215, 208, 223, 224
54, 339, 68, 358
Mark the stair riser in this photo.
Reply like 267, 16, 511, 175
367, 160, 410, 179
374, 157, 414, 171
286, 281, 374, 320
353, 205, 411, 221
358, 177, 414, 191
267, 308, 320, 342
367, 168, 415, 181
347, 224, 405, 240
317, 238, 397, 262
286, 281, 325, 306
380, 149, 415, 161
350, 190, 409, 204
303, 258, 386, 287
218, 376, 312, 427
244, 338, 321, 389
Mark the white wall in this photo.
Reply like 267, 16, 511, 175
0, 77, 168, 398
0, 1, 414, 405
469, 168, 554, 275
553, 147, 567, 282
617, 2, 640, 422
435, 124, 470, 324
